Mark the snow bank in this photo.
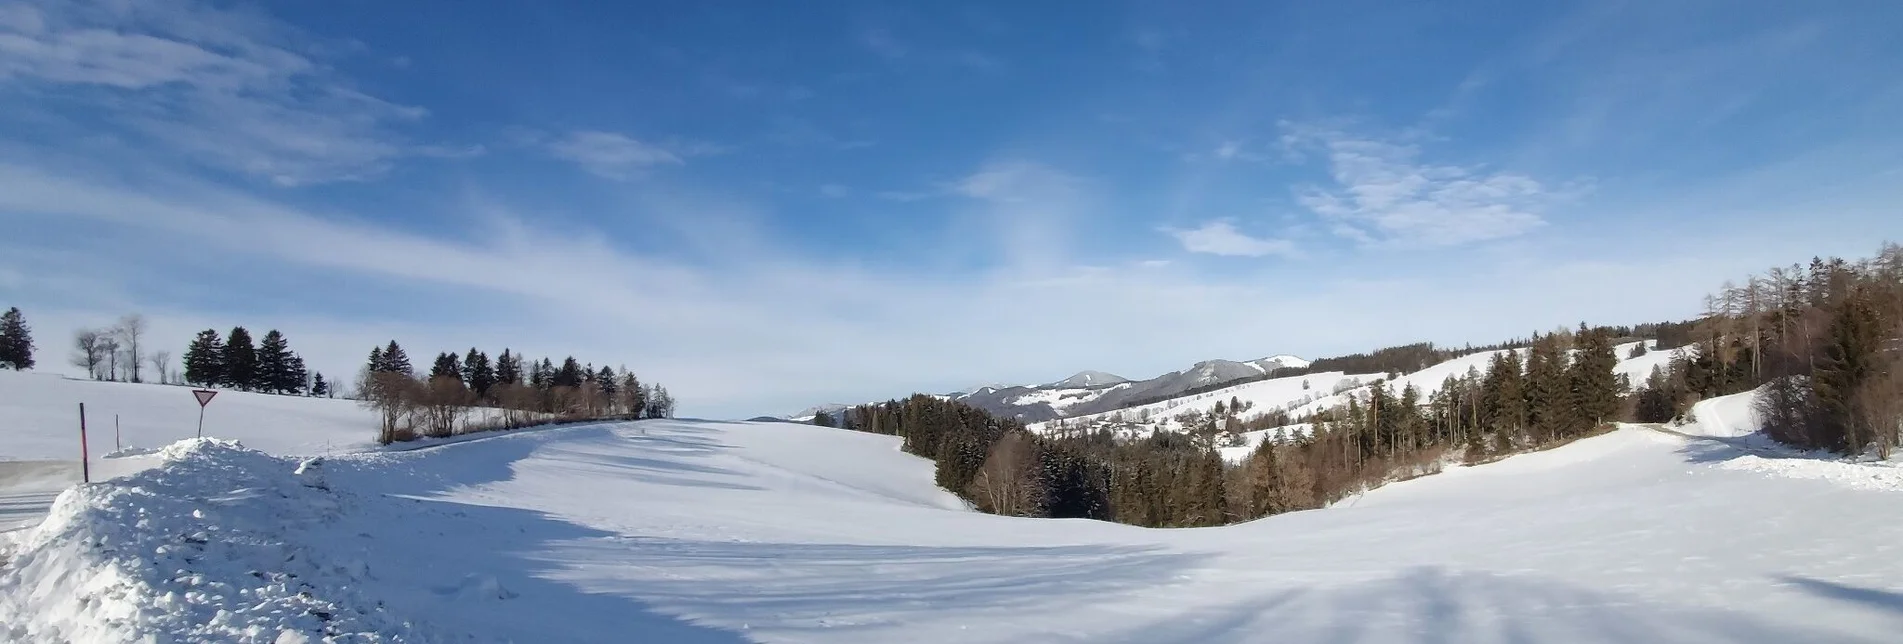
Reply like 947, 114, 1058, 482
1679, 389, 1764, 438
0, 439, 435, 643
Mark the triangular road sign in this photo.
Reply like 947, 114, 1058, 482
192, 389, 218, 407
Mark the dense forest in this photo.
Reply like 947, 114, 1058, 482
833, 243, 1900, 527
357, 341, 675, 443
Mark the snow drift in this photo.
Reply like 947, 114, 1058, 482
0, 439, 432, 643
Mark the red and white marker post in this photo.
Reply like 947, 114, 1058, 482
192, 389, 218, 438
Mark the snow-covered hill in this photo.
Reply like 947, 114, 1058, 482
0, 370, 377, 461
829, 353, 1315, 424
1035, 341, 1680, 458
4, 415, 1901, 642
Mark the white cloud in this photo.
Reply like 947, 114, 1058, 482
0, 0, 452, 186
818, 184, 849, 198
1166, 221, 1298, 258
1285, 126, 1555, 246
546, 131, 688, 180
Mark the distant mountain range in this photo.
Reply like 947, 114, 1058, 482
788, 355, 1309, 424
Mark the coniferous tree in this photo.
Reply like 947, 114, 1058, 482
0, 307, 34, 370
1566, 326, 1621, 434
622, 372, 646, 417
381, 341, 412, 375
463, 349, 496, 400
495, 349, 520, 386
223, 327, 257, 390
596, 365, 618, 398
255, 330, 293, 394
184, 329, 225, 386
429, 352, 463, 382
554, 357, 584, 388
286, 353, 308, 395
311, 372, 330, 398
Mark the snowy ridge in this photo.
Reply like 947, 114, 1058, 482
1036, 341, 1684, 457
0, 439, 435, 643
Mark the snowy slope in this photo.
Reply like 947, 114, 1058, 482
0, 370, 378, 461
5, 417, 1901, 643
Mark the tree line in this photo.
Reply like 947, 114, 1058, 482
180, 326, 328, 395
358, 341, 675, 444
834, 323, 1629, 528
1631, 243, 1901, 457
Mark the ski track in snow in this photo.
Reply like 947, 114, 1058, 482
4, 415, 1903, 643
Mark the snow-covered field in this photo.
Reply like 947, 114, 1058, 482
1, 370, 377, 461
4, 407, 1902, 642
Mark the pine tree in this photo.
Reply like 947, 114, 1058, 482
311, 372, 330, 397
623, 372, 646, 417
366, 345, 384, 374
554, 357, 583, 388
255, 330, 293, 394
463, 349, 496, 400
184, 329, 225, 386
223, 327, 257, 390
287, 353, 308, 395
0, 307, 35, 371
495, 349, 520, 386
596, 365, 617, 398
430, 352, 463, 382
812, 410, 836, 427
531, 358, 554, 390
1566, 326, 1620, 434
381, 341, 412, 375
1814, 294, 1883, 453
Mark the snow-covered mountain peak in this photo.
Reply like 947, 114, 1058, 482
1047, 370, 1130, 389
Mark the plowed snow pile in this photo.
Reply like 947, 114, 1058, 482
0, 440, 434, 643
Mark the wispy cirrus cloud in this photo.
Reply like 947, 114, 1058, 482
545, 130, 726, 180
1165, 221, 1297, 258
1283, 125, 1561, 246
0, 0, 459, 186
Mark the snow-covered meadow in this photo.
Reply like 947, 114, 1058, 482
3, 394, 1902, 642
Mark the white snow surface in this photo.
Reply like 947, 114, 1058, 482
1, 370, 378, 461
5, 416, 1903, 643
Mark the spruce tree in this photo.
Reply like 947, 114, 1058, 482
495, 349, 520, 386
256, 330, 292, 394
366, 345, 384, 373
381, 341, 412, 375
623, 372, 646, 417
0, 307, 35, 370
223, 327, 257, 390
1813, 294, 1882, 453
554, 357, 583, 388
1567, 326, 1620, 434
287, 353, 308, 395
596, 365, 618, 398
463, 349, 496, 399
311, 372, 330, 397
430, 352, 463, 382
184, 329, 225, 386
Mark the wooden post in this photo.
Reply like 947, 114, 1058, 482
79, 403, 90, 484
115, 414, 121, 452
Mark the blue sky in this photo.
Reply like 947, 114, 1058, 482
3, 0, 1900, 417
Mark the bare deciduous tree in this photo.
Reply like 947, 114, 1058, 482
72, 328, 107, 379
100, 336, 121, 381
115, 314, 147, 383
148, 350, 172, 385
